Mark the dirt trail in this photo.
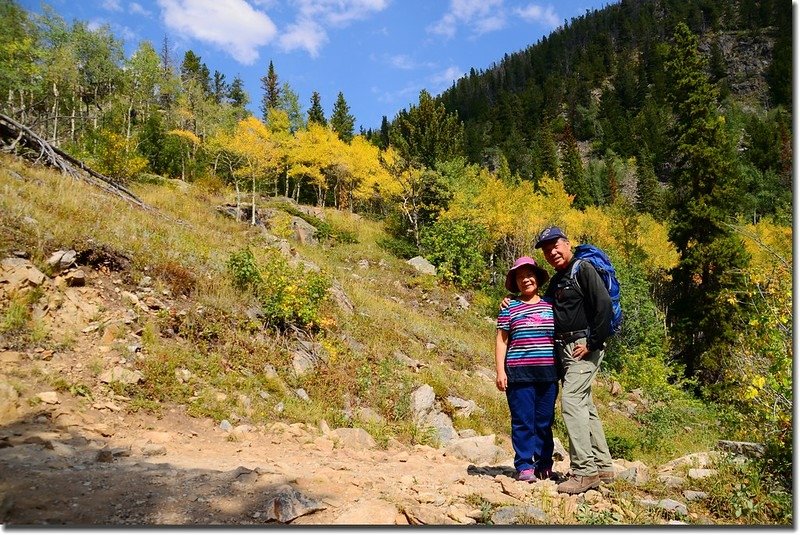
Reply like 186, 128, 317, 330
0, 392, 531, 525
0, 257, 574, 526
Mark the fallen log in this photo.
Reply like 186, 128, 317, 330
0, 112, 151, 211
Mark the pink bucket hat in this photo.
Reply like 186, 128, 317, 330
505, 256, 550, 293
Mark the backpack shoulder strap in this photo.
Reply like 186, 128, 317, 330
569, 258, 583, 292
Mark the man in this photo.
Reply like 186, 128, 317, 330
534, 225, 615, 495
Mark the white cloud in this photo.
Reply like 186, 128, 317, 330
293, 0, 389, 26
429, 65, 464, 88
385, 54, 436, 70
277, 0, 389, 57
157, 0, 277, 65
428, 0, 506, 38
129, 2, 153, 17
278, 18, 328, 57
102, 0, 123, 12
514, 3, 560, 28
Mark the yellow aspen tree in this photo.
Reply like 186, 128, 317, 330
229, 116, 274, 225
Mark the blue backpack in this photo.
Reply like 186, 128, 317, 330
570, 244, 623, 335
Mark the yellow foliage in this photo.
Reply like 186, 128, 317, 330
168, 129, 201, 145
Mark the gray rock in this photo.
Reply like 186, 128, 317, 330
424, 411, 458, 445
657, 498, 689, 517
291, 216, 318, 245
446, 396, 477, 418
258, 484, 325, 523
406, 256, 436, 275
46, 249, 77, 270
455, 294, 470, 309
328, 283, 354, 315
295, 388, 310, 402
411, 384, 436, 423
683, 490, 708, 501
619, 462, 650, 485
444, 434, 505, 464
716, 440, 765, 458
491, 505, 547, 525
219, 420, 234, 432
291, 341, 327, 376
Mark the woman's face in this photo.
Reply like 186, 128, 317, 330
514, 266, 539, 297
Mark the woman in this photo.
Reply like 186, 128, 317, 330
495, 256, 558, 482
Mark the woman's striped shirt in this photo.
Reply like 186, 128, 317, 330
496, 297, 557, 383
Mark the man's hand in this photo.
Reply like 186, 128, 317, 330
572, 343, 590, 360
495, 370, 508, 392
499, 296, 512, 310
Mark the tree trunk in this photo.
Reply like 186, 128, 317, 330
51, 82, 59, 145
251, 175, 257, 226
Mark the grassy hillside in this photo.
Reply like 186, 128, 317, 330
0, 153, 720, 462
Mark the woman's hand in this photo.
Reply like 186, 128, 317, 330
495, 370, 508, 392
499, 296, 512, 310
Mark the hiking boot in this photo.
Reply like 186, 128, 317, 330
556, 474, 600, 494
516, 469, 538, 482
599, 470, 615, 484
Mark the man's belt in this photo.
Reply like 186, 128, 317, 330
554, 329, 589, 343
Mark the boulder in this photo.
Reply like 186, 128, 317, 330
291, 216, 318, 245
406, 256, 436, 275
423, 411, 458, 445
46, 250, 77, 270
411, 384, 436, 423
444, 434, 506, 465
258, 485, 325, 523
446, 396, 478, 418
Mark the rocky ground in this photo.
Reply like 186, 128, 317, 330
0, 251, 737, 526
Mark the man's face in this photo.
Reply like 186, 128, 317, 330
541, 238, 572, 270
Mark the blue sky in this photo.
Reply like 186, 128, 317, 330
21, 0, 616, 131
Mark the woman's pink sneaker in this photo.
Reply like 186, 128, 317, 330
516, 469, 539, 482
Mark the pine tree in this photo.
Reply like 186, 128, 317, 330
378, 115, 390, 149
559, 126, 591, 208
330, 91, 355, 143
228, 75, 249, 108
212, 70, 227, 104
665, 22, 749, 383
260, 60, 280, 122
307, 91, 326, 125
635, 146, 663, 217
389, 89, 464, 168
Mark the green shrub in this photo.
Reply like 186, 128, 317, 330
377, 235, 418, 259
420, 217, 488, 287
227, 248, 262, 291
